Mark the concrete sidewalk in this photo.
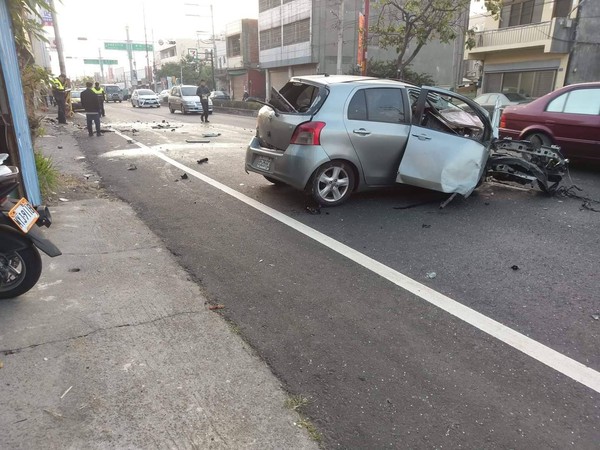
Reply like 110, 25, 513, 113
0, 120, 318, 449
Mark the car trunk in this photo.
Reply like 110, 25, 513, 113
256, 82, 326, 151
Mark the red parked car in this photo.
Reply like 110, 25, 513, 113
499, 82, 600, 161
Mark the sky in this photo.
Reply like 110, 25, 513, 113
48, 0, 259, 77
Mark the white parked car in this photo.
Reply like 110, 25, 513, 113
159, 89, 170, 104
131, 89, 160, 108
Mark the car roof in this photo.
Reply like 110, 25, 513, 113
289, 74, 414, 88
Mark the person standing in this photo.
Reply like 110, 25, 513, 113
196, 79, 211, 123
51, 74, 68, 124
81, 82, 102, 137
92, 82, 106, 117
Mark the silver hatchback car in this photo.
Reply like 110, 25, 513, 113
245, 75, 566, 206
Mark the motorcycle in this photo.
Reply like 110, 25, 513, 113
0, 154, 61, 299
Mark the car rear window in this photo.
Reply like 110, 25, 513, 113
277, 81, 326, 113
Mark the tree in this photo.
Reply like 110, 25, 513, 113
348, 59, 434, 85
155, 55, 213, 87
371, 0, 500, 78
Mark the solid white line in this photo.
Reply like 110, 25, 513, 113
111, 128, 600, 394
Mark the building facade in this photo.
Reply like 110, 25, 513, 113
465, 0, 598, 98
225, 19, 265, 100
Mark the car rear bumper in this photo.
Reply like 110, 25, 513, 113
245, 136, 330, 190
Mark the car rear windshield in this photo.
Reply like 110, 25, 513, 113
275, 81, 326, 114
181, 87, 197, 96
138, 89, 155, 95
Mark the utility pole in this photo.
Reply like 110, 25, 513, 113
126, 26, 136, 89
143, 3, 152, 85
361, 0, 369, 76
98, 48, 105, 83
336, 0, 345, 75
49, 0, 66, 75
210, 4, 217, 89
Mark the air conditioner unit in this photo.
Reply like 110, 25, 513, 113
473, 24, 484, 32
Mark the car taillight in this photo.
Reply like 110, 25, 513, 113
499, 114, 506, 128
290, 122, 326, 145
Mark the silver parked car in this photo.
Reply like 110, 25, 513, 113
168, 85, 213, 115
245, 75, 566, 206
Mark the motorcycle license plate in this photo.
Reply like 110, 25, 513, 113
8, 198, 39, 233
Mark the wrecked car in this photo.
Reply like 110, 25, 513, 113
245, 75, 567, 206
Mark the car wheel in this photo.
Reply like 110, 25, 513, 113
525, 132, 552, 149
264, 176, 285, 186
169, 104, 174, 114
311, 161, 355, 207
119, 100, 122, 103
182, 106, 188, 115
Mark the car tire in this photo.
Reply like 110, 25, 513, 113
169, 104, 174, 114
132, 101, 135, 107
310, 161, 355, 207
525, 132, 552, 149
264, 176, 285, 186
119, 100, 122, 103
182, 106, 188, 115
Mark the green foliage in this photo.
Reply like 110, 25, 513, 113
34, 151, 59, 200
155, 55, 214, 87
371, 0, 501, 76
348, 59, 435, 86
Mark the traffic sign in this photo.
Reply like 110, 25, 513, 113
104, 42, 153, 51
83, 59, 118, 65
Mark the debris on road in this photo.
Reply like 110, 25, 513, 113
426, 272, 437, 279
511, 265, 520, 271
180, 173, 188, 180
591, 313, 599, 321
186, 139, 210, 144
197, 158, 208, 164
208, 304, 225, 310
306, 205, 321, 215
57, 146, 63, 149
202, 132, 221, 138
127, 164, 137, 171
60, 386, 73, 399
68, 268, 81, 273
43, 409, 63, 419
422, 224, 431, 228
59, 198, 69, 202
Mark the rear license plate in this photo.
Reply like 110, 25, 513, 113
8, 198, 39, 233
254, 155, 272, 171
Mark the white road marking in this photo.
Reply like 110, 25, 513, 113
110, 128, 600, 394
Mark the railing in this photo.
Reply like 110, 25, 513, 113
473, 21, 552, 48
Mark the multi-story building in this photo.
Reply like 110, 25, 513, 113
465, 0, 599, 97
225, 19, 265, 100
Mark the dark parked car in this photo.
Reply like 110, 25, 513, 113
209, 90, 231, 100
499, 82, 600, 161
245, 75, 566, 206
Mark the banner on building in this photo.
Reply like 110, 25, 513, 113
357, 12, 365, 68
40, 9, 53, 26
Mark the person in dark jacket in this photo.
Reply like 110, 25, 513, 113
196, 79, 211, 123
80, 82, 102, 136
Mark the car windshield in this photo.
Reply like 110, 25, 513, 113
138, 89, 155, 95
105, 86, 120, 93
504, 93, 527, 101
181, 87, 197, 96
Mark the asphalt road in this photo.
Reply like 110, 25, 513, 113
73, 102, 600, 448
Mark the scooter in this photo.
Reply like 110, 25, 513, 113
0, 154, 61, 299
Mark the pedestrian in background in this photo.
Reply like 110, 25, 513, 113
51, 74, 68, 124
92, 82, 106, 117
196, 79, 211, 123
81, 82, 102, 137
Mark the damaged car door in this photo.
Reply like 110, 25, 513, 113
397, 88, 493, 196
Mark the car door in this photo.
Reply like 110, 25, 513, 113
544, 87, 600, 160
343, 87, 411, 185
397, 88, 492, 196
171, 87, 181, 110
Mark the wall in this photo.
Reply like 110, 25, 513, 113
565, 0, 600, 84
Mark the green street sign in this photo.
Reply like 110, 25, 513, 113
104, 42, 153, 51
83, 59, 118, 65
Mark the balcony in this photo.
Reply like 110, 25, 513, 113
467, 18, 572, 58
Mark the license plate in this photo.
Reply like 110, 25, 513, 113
254, 155, 272, 171
8, 198, 40, 233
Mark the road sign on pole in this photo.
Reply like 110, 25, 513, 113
84, 59, 118, 65
104, 42, 153, 51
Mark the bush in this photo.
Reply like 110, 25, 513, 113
34, 151, 58, 201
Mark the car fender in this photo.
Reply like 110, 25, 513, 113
518, 124, 555, 142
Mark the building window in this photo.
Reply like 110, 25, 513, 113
552, 0, 573, 18
259, 0, 280, 13
484, 70, 556, 98
500, 0, 537, 28
227, 34, 241, 57
282, 18, 310, 46
260, 27, 282, 50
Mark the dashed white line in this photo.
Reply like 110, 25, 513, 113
110, 128, 600, 394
